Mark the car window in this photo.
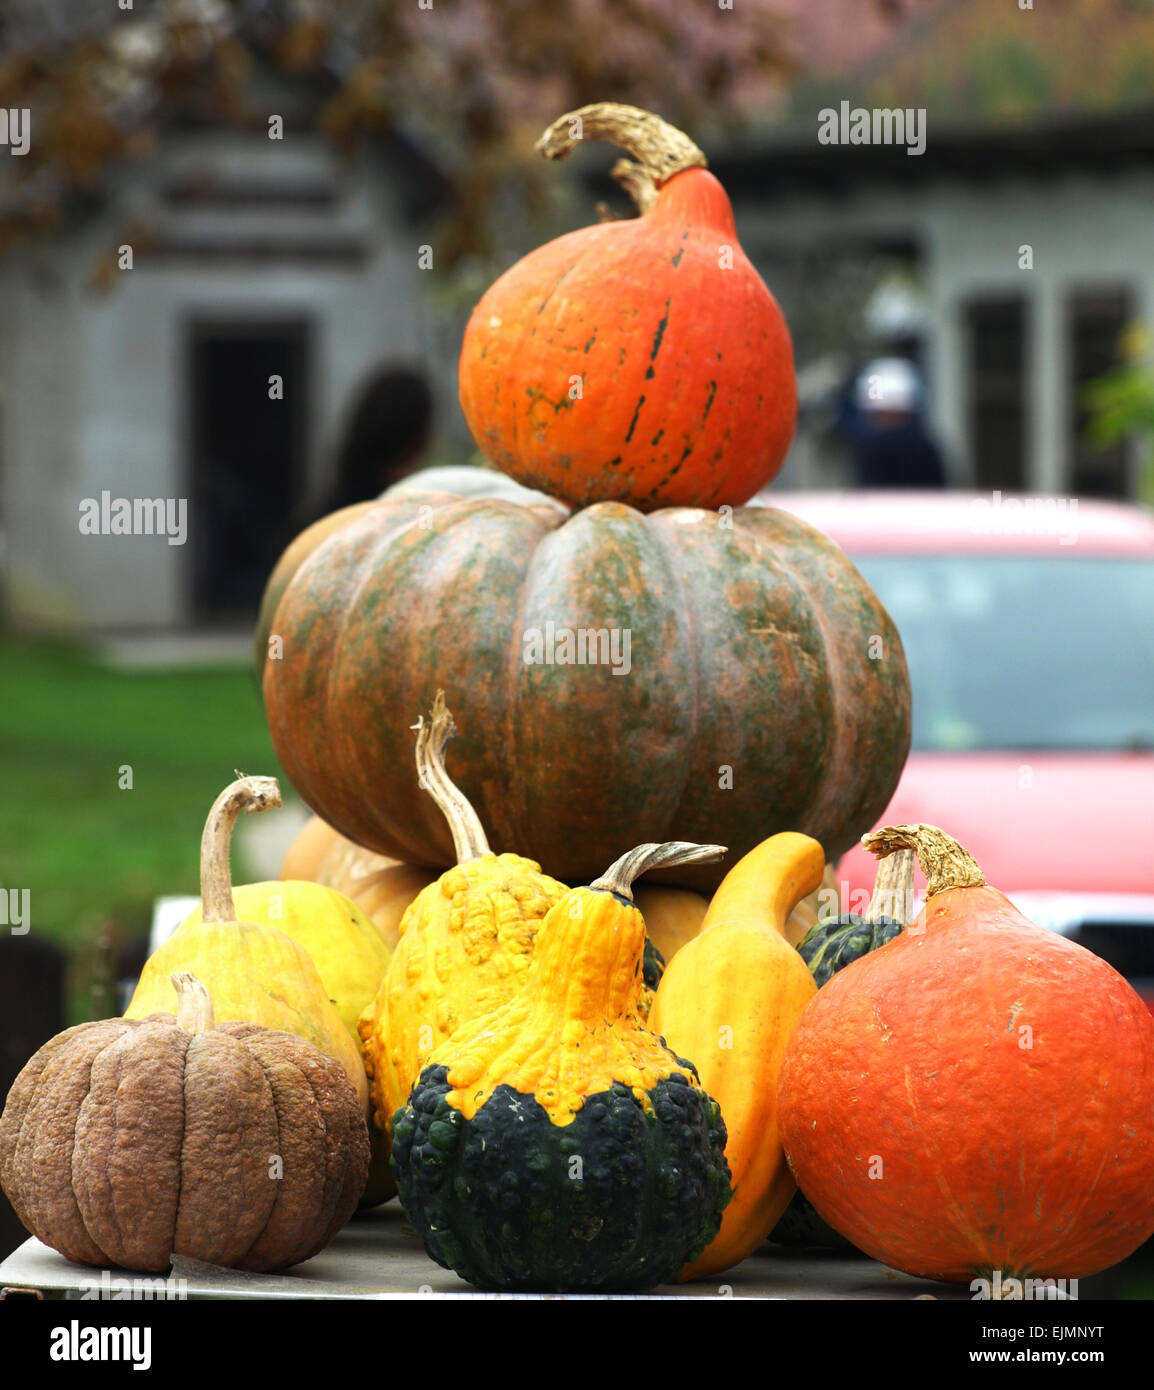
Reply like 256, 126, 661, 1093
851, 555, 1154, 752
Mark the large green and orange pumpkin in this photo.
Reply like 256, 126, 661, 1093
260, 493, 910, 892
458, 103, 796, 511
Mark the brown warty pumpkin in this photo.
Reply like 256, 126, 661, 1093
0, 973, 369, 1272
262, 494, 910, 893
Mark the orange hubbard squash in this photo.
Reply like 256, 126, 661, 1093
778, 823, 1154, 1286
458, 102, 796, 512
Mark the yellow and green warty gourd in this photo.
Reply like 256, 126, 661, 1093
390, 841, 734, 1292
358, 692, 570, 1140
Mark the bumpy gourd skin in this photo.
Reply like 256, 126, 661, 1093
797, 913, 903, 990
392, 1064, 730, 1292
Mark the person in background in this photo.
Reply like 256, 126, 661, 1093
285, 362, 434, 537
845, 357, 946, 489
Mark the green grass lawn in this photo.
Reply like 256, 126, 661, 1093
0, 634, 287, 1021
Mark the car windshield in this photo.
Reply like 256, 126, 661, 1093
851, 555, 1154, 752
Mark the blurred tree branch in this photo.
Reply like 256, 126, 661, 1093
0, 0, 800, 261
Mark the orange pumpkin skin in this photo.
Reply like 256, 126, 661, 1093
778, 883, 1154, 1284
458, 166, 795, 512
279, 814, 344, 882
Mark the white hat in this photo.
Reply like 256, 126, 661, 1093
854, 357, 923, 412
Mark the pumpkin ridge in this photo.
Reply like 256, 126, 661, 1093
326, 510, 439, 862
647, 509, 702, 824
741, 513, 839, 821
52, 1026, 134, 1265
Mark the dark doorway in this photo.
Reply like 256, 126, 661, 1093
188, 319, 311, 624
966, 296, 1027, 492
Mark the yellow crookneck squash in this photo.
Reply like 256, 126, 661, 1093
358, 693, 570, 1140
648, 831, 825, 1279
125, 776, 368, 1112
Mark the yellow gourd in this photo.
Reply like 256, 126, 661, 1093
181, 880, 390, 1044
357, 693, 570, 1138
125, 776, 368, 1111
648, 831, 825, 1279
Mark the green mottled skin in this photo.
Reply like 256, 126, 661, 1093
261, 494, 911, 892
391, 1064, 731, 1292
770, 912, 904, 1250
642, 936, 665, 993
798, 913, 905, 991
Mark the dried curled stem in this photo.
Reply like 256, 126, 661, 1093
866, 848, 916, 927
863, 824, 985, 900
610, 158, 659, 214
592, 842, 727, 901
536, 103, 707, 193
200, 775, 281, 924
413, 691, 491, 865
172, 972, 214, 1035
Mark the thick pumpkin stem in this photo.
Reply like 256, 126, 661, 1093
536, 103, 708, 194
867, 848, 916, 927
591, 841, 726, 901
610, 158, 659, 214
200, 775, 281, 924
413, 691, 491, 865
172, 972, 214, 1034
863, 824, 985, 900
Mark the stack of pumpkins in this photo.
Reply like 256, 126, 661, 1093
250, 102, 912, 1287
5, 102, 1154, 1294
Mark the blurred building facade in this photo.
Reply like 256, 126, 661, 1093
0, 100, 455, 630
3, 1, 1154, 632
723, 110, 1154, 498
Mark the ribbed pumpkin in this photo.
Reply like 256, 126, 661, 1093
358, 695, 570, 1138
255, 467, 566, 680
458, 103, 796, 511
391, 841, 732, 1292
0, 973, 368, 1273
648, 832, 825, 1279
124, 776, 368, 1111
778, 824, 1154, 1284
262, 494, 909, 893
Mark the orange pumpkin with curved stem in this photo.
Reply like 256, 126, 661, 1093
458, 103, 796, 512
778, 823, 1154, 1285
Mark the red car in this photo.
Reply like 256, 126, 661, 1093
757, 489, 1154, 1009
